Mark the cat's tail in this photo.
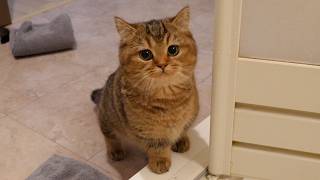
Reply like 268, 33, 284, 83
91, 88, 103, 104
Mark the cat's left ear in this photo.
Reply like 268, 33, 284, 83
171, 6, 190, 29
114, 17, 136, 39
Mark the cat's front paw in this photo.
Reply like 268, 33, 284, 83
108, 148, 125, 161
148, 157, 171, 174
171, 135, 190, 153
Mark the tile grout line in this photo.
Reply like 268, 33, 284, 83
88, 155, 138, 178
12, 0, 78, 24
9, 109, 116, 172
4, 0, 113, 161
38, 68, 95, 96
9, 116, 83, 157
87, 148, 104, 161
55, 65, 109, 89
8, 115, 114, 177
8, 109, 106, 160
0, 113, 8, 119
4, 66, 110, 163
6, 66, 95, 115
87, 161, 117, 177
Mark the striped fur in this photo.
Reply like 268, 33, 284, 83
92, 6, 198, 174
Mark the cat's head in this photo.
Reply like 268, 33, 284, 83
114, 6, 197, 87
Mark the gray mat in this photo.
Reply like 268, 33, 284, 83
11, 14, 76, 57
26, 155, 111, 180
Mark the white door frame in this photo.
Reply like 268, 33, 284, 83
209, 0, 242, 176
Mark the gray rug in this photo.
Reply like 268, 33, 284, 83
26, 155, 111, 180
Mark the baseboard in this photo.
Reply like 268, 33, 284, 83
130, 116, 210, 180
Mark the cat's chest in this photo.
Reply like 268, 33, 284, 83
123, 85, 198, 142
158, 114, 189, 141
127, 102, 196, 142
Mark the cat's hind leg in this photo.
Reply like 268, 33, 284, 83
104, 133, 125, 161
99, 113, 125, 161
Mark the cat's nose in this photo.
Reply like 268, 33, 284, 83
156, 63, 168, 70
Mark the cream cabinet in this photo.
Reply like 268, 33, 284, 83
210, 0, 320, 180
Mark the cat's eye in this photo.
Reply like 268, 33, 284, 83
139, 49, 153, 61
167, 45, 180, 56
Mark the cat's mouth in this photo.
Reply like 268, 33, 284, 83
156, 67, 170, 75
149, 65, 178, 77
160, 69, 167, 74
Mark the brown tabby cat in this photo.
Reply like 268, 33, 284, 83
91, 6, 198, 174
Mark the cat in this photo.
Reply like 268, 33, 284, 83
91, 6, 199, 174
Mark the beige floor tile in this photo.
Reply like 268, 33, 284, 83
35, 3, 119, 69
10, 67, 112, 159
0, 86, 38, 115
0, 51, 91, 97
0, 116, 115, 180
0, 46, 39, 114
0, 113, 6, 119
8, 0, 70, 21
57, 39, 119, 70
0, 45, 15, 85
0, 116, 75, 180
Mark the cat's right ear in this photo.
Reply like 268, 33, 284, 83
114, 17, 136, 39
171, 6, 190, 30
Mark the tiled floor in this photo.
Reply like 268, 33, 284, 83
0, 0, 213, 179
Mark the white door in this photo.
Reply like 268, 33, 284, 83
210, 0, 320, 180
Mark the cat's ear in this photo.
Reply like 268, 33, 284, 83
114, 17, 136, 39
171, 6, 190, 29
